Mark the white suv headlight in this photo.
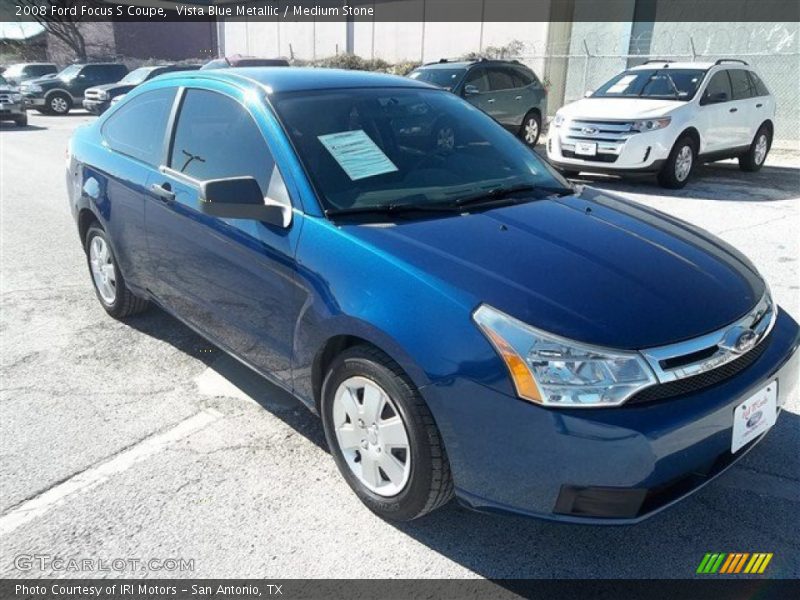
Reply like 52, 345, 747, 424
473, 304, 657, 408
552, 113, 565, 128
630, 117, 671, 132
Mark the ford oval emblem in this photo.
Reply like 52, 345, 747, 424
735, 330, 758, 353
720, 326, 759, 355
581, 127, 598, 135
746, 410, 763, 429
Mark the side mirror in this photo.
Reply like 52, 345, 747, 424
463, 84, 480, 96
584, 90, 593, 98
701, 91, 728, 105
199, 176, 291, 228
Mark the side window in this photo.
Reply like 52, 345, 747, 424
747, 71, 769, 97
80, 65, 100, 80
464, 68, 489, 92
169, 89, 288, 205
488, 68, 516, 91
102, 88, 176, 166
702, 71, 732, 103
729, 69, 754, 100
513, 67, 535, 87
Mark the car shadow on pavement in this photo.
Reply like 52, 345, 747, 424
392, 409, 800, 579
125, 306, 328, 451
0, 123, 46, 131
572, 163, 800, 202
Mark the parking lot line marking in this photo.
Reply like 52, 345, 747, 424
0, 409, 222, 537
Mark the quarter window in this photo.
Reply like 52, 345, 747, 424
747, 71, 770, 97
169, 89, 288, 205
728, 69, 754, 100
464, 68, 489, 92
102, 88, 176, 166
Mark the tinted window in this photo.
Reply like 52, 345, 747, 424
408, 68, 465, 91
748, 71, 769, 96
702, 71, 732, 103
729, 69, 754, 99
30, 65, 55, 76
169, 89, 280, 199
488, 68, 517, 91
102, 88, 176, 166
464, 68, 488, 92
513, 66, 536, 87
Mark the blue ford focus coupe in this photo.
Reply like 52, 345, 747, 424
67, 68, 799, 523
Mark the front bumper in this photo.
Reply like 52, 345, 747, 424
0, 102, 26, 119
546, 125, 673, 173
422, 309, 800, 524
83, 98, 110, 115
22, 95, 46, 107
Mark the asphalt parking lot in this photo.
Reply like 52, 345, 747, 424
1, 111, 798, 580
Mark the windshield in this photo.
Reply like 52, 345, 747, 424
273, 88, 566, 214
3, 65, 23, 78
119, 67, 158, 85
408, 68, 466, 91
592, 68, 706, 100
57, 64, 82, 80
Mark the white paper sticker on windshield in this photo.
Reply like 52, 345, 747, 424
607, 74, 637, 94
318, 130, 398, 181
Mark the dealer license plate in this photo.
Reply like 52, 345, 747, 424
731, 381, 777, 453
574, 141, 597, 156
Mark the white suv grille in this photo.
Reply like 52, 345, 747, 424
560, 119, 635, 160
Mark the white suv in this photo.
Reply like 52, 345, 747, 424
547, 60, 775, 188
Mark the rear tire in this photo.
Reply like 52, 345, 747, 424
321, 345, 453, 521
520, 111, 541, 147
85, 225, 149, 319
657, 135, 696, 189
739, 125, 771, 172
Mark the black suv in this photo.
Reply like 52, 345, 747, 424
2, 63, 59, 86
83, 64, 200, 115
408, 59, 548, 147
21, 63, 128, 115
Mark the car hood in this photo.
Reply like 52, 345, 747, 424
559, 97, 684, 120
25, 76, 64, 88
88, 83, 134, 95
340, 188, 764, 349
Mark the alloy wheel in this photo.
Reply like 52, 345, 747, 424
675, 145, 693, 181
754, 134, 768, 165
89, 236, 117, 304
51, 96, 69, 114
332, 376, 411, 497
524, 117, 539, 145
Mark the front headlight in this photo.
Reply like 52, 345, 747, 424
552, 113, 565, 128
473, 304, 657, 408
96, 91, 109, 100
10, 93, 23, 102
26, 84, 42, 93
630, 117, 671, 133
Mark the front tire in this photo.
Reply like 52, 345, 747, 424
321, 345, 453, 521
14, 113, 28, 127
739, 126, 771, 172
657, 135, 696, 189
85, 225, 149, 319
47, 92, 71, 115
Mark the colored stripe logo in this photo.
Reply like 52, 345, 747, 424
697, 553, 773, 574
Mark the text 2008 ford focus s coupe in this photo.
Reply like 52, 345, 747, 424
67, 68, 799, 523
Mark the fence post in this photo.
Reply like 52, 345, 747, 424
582, 39, 591, 95
690, 36, 697, 60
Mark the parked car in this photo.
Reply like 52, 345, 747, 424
21, 63, 128, 115
547, 59, 776, 188
2, 62, 58, 86
200, 55, 290, 69
67, 68, 799, 523
83, 64, 201, 115
0, 74, 27, 126
408, 58, 547, 147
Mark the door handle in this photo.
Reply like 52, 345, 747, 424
729, 107, 738, 113
756, 103, 763, 108
487, 98, 496, 103
150, 182, 175, 203
515, 95, 523, 100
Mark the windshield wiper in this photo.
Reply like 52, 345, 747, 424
454, 184, 572, 207
325, 202, 460, 218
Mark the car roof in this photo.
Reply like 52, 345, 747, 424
156, 67, 433, 93
628, 61, 755, 71
416, 59, 526, 70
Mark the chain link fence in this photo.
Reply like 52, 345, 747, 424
510, 25, 799, 145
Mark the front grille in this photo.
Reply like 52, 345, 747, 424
628, 333, 771, 405
0, 94, 12, 103
561, 149, 619, 163
84, 90, 103, 100
567, 119, 634, 143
